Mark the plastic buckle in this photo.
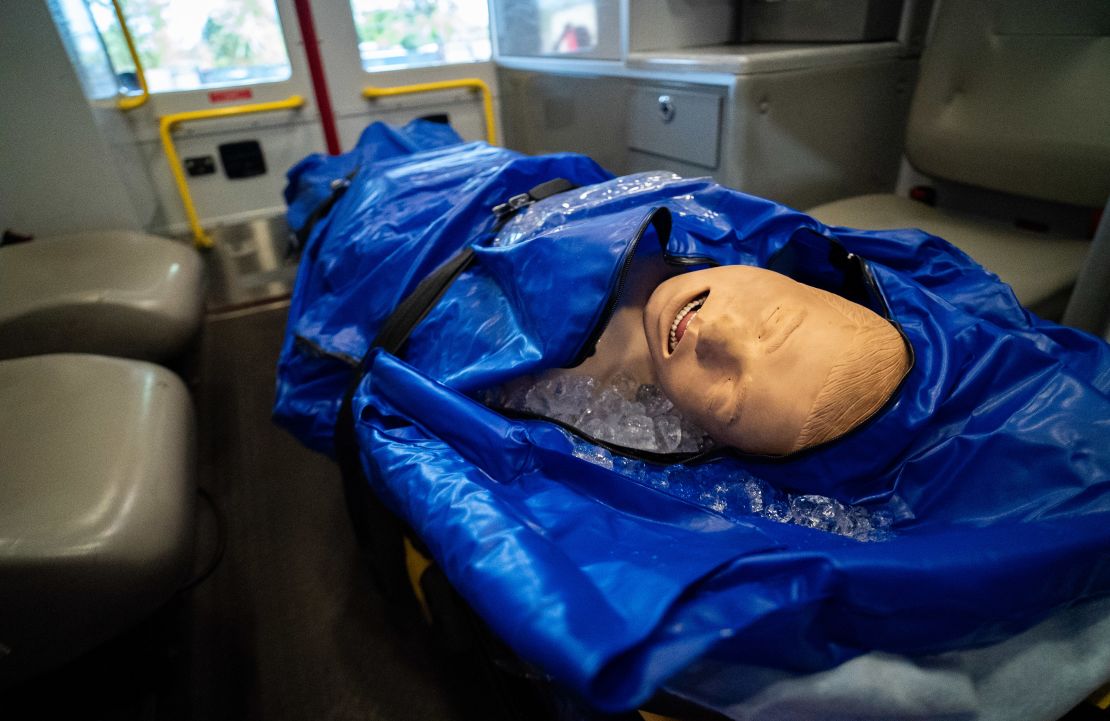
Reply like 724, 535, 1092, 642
492, 192, 532, 219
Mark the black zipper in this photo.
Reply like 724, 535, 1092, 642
568, 207, 672, 367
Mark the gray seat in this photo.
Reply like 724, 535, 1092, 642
0, 231, 205, 361
809, 0, 1110, 319
0, 354, 196, 689
809, 193, 1093, 316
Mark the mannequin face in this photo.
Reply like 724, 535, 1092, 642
644, 265, 903, 455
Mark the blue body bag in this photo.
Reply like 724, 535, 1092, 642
275, 121, 1110, 712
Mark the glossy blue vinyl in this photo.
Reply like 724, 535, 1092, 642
274, 122, 1110, 711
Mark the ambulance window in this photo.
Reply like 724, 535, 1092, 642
349, 0, 492, 72
51, 0, 293, 96
48, 0, 120, 99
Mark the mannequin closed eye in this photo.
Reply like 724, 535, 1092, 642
706, 375, 744, 425
759, 305, 806, 354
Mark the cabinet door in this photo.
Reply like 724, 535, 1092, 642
628, 86, 722, 170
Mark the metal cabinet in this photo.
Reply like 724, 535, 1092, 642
500, 40, 916, 208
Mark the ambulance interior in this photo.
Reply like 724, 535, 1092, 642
1, 0, 1109, 719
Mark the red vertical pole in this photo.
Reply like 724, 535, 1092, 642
292, 0, 342, 155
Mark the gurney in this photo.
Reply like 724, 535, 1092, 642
274, 121, 1110, 718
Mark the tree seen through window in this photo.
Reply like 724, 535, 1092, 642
87, 0, 291, 93
350, 0, 491, 71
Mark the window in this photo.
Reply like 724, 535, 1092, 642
48, 0, 120, 99
349, 0, 492, 72
492, 0, 619, 60
51, 0, 293, 96
539, 0, 599, 55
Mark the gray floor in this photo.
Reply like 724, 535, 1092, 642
192, 217, 466, 719
185, 303, 466, 721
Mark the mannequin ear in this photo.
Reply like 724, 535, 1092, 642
793, 320, 909, 452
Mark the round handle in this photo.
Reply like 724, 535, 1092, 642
658, 95, 676, 123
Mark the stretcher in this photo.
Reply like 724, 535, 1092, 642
275, 121, 1110, 718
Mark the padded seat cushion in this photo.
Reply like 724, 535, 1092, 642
808, 194, 1091, 314
0, 354, 195, 687
903, 1, 1110, 207
0, 231, 205, 361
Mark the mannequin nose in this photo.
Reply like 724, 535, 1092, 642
695, 311, 744, 361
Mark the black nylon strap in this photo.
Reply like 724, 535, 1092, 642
294, 168, 359, 249
336, 176, 578, 460
334, 178, 577, 593
371, 247, 477, 356
371, 175, 577, 357
332, 244, 477, 602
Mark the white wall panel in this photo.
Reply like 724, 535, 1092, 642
0, 1, 141, 236
140, 118, 324, 234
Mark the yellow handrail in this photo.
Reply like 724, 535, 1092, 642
362, 78, 497, 145
159, 95, 305, 248
110, 0, 149, 111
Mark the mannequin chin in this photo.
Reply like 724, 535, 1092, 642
643, 266, 910, 456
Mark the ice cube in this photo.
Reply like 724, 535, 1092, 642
572, 442, 613, 470
654, 415, 682, 452
613, 455, 647, 482
789, 495, 850, 534
594, 387, 626, 416
547, 375, 594, 417
744, 479, 766, 514
636, 384, 674, 417
615, 414, 657, 450
566, 374, 597, 403
523, 378, 555, 414
844, 506, 873, 541
581, 417, 610, 442
764, 501, 791, 523
870, 509, 895, 530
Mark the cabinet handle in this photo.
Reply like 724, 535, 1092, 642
658, 95, 676, 123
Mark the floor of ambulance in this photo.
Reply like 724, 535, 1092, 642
0, 220, 471, 721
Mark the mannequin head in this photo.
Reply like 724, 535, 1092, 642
643, 266, 909, 455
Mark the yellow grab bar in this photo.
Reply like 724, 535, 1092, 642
362, 78, 497, 146
159, 95, 305, 249
111, 0, 149, 111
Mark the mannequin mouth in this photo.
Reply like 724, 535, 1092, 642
669, 293, 707, 353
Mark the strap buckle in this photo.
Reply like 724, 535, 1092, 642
492, 192, 532, 219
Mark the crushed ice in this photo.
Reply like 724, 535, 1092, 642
491, 371, 713, 453
483, 370, 910, 541
568, 439, 912, 542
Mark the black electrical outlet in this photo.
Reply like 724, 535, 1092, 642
218, 140, 266, 179
184, 155, 216, 176
419, 112, 451, 125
